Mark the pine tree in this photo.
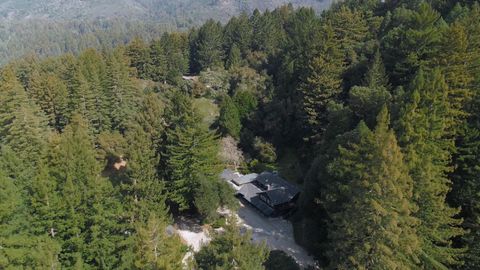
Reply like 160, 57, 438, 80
383, 2, 444, 85
435, 21, 477, 135
301, 24, 344, 144
0, 167, 30, 268
133, 214, 185, 270
162, 92, 223, 214
148, 40, 167, 82
364, 49, 389, 89
218, 95, 242, 139
223, 13, 253, 56
123, 123, 167, 224
192, 19, 225, 72
451, 124, 480, 269
134, 92, 166, 150
105, 48, 139, 132
126, 37, 151, 79
28, 72, 69, 131
396, 69, 464, 268
225, 43, 241, 70
325, 5, 368, 65
49, 115, 123, 267
0, 67, 50, 187
78, 48, 111, 133
324, 108, 420, 269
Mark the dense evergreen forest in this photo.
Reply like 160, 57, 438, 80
0, 0, 331, 65
1, 0, 480, 269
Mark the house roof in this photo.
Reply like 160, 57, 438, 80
236, 183, 274, 216
220, 169, 240, 182
255, 172, 300, 204
232, 173, 258, 186
260, 188, 296, 206
237, 183, 262, 201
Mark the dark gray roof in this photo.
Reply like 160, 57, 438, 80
237, 183, 262, 201
255, 172, 300, 204
232, 173, 258, 186
220, 169, 239, 181
236, 183, 274, 216
260, 189, 295, 206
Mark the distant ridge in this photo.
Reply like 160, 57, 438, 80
0, 0, 332, 65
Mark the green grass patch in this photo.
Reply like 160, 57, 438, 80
193, 97, 219, 126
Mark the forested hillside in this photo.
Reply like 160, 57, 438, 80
1, 0, 480, 269
0, 0, 330, 65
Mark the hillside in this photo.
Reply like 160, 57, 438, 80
0, 0, 331, 64
0, 0, 330, 21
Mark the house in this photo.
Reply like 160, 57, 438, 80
231, 173, 258, 186
234, 172, 300, 217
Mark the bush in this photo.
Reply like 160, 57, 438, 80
264, 250, 300, 270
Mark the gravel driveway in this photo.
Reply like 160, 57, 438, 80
236, 203, 316, 268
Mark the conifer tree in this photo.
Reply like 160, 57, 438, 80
78, 49, 111, 133
364, 49, 389, 89
325, 5, 368, 65
28, 72, 69, 131
133, 214, 185, 270
218, 95, 242, 139
223, 13, 253, 56
324, 108, 420, 269
192, 19, 225, 72
148, 40, 167, 82
49, 115, 123, 267
61, 56, 92, 124
126, 37, 151, 79
162, 92, 223, 214
396, 69, 464, 268
0, 67, 50, 184
124, 123, 167, 224
383, 2, 443, 85
301, 24, 344, 144
226, 43, 241, 70
105, 49, 138, 131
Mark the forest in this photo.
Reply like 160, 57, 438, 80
0, 0, 331, 65
1, 0, 480, 269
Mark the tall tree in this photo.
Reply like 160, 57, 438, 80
105, 48, 138, 132
28, 72, 69, 131
300, 24, 344, 144
396, 69, 464, 268
49, 115, 123, 268
218, 95, 242, 139
133, 214, 185, 270
191, 19, 225, 72
324, 108, 420, 269
162, 92, 224, 216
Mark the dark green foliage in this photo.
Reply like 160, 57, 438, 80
194, 217, 269, 270
382, 2, 444, 84
0, 2, 480, 269
300, 24, 344, 144
396, 69, 464, 268
233, 90, 258, 120
191, 19, 225, 72
162, 91, 226, 217
264, 250, 300, 270
219, 95, 242, 138
323, 108, 420, 269
132, 214, 185, 270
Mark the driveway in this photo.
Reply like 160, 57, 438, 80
236, 203, 316, 268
